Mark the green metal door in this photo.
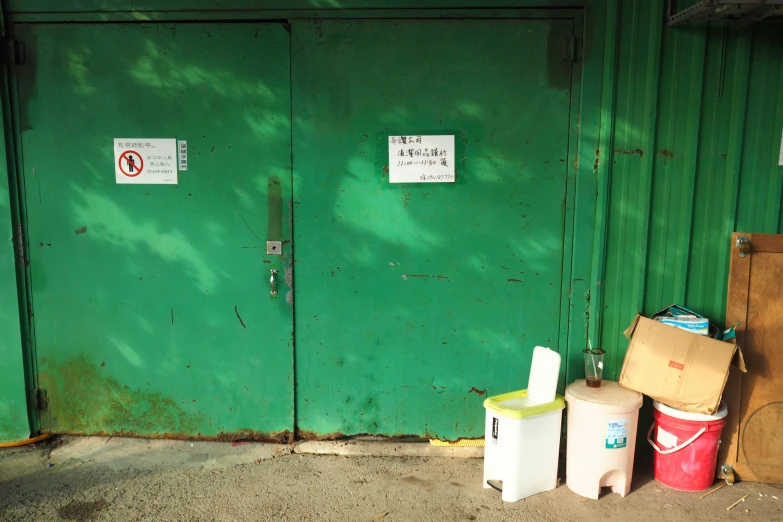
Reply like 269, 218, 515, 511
292, 19, 578, 439
16, 23, 294, 440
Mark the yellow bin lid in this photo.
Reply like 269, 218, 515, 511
483, 389, 566, 420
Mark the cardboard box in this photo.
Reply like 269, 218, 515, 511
619, 314, 746, 415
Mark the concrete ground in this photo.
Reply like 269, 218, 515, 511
1, 437, 781, 521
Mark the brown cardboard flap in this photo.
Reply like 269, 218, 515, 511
623, 314, 641, 340
733, 345, 746, 372
619, 315, 741, 415
623, 312, 746, 371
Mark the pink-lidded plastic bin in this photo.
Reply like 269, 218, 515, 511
565, 380, 643, 499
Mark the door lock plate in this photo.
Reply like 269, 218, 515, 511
266, 241, 282, 255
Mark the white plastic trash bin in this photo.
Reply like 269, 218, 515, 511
482, 390, 565, 502
482, 345, 565, 503
565, 380, 643, 499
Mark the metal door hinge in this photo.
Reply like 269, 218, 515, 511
564, 35, 577, 64
736, 236, 750, 258
720, 464, 735, 485
4, 38, 25, 65
34, 389, 48, 410
15, 223, 28, 267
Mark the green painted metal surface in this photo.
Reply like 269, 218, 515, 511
0, 120, 28, 441
5, 0, 589, 14
0, 3, 31, 443
15, 22, 294, 440
1, 1, 781, 442
292, 19, 577, 439
597, 2, 783, 383
0, 198, 27, 441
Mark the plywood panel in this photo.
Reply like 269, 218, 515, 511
718, 233, 751, 472
722, 234, 783, 482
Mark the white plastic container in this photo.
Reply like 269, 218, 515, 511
482, 347, 564, 502
565, 380, 643, 499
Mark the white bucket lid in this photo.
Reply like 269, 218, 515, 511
653, 400, 728, 421
565, 380, 643, 413
527, 346, 561, 405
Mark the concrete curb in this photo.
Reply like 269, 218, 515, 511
293, 440, 484, 458
47, 437, 483, 470
52, 436, 293, 470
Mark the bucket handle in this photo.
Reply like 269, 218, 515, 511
647, 422, 706, 455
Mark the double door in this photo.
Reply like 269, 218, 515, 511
15, 18, 578, 440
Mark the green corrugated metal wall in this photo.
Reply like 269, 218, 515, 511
600, 1, 783, 380
1, 0, 782, 440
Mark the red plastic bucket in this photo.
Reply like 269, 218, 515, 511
648, 401, 727, 491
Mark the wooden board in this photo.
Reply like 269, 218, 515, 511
720, 233, 783, 483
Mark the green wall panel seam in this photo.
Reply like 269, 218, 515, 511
611, 0, 638, 366
719, 30, 752, 308
647, 27, 679, 309
632, 1, 664, 318
676, 28, 708, 304
560, 16, 583, 390
287, 22, 297, 440
588, 0, 618, 355
727, 29, 753, 235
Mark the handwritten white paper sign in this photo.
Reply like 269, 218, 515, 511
388, 135, 455, 183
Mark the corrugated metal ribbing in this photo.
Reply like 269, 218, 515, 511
736, 24, 783, 234
685, 23, 750, 321
645, 20, 707, 316
601, 1, 783, 379
601, 0, 664, 378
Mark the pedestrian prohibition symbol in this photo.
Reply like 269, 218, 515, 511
118, 150, 144, 177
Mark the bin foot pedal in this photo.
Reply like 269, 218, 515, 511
486, 480, 503, 492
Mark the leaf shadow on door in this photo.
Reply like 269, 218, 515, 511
291, 19, 577, 439
16, 22, 294, 439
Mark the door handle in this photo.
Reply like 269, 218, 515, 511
270, 269, 279, 296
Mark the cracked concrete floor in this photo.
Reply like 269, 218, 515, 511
1, 436, 781, 521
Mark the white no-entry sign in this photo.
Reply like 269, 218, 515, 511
114, 138, 178, 184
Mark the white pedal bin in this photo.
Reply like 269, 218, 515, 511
482, 390, 565, 502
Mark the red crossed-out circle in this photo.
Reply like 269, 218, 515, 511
119, 150, 144, 177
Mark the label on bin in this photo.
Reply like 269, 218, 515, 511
491, 417, 499, 444
606, 419, 628, 449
